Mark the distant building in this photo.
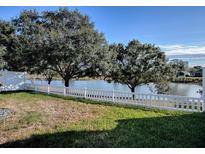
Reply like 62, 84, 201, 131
190, 69, 202, 77
176, 71, 191, 77
189, 66, 203, 77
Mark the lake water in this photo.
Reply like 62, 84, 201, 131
27, 79, 203, 98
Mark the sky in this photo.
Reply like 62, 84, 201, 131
0, 6, 205, 66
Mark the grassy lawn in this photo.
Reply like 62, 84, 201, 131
0, 92, 205, 148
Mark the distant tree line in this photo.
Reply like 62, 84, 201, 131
170, 59, 203, 78
0, 8, 175, 94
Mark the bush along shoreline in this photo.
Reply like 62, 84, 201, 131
172, 77, 202, 84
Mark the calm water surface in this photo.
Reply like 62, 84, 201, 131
27, 79, 203, 98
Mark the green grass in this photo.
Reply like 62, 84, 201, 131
0, 92, 205, 148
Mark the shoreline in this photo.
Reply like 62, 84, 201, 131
172, 77, 202, 84
28, 74, 202, 84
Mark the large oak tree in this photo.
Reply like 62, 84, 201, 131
108, 40, 174, 95
4, 8, 110, 87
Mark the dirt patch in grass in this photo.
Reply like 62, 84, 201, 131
0, 93, 105, 144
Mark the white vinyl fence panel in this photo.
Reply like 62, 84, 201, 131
0, 70, 26, 92
25, 84, 204, 112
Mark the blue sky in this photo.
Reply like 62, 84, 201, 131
0, 6, 205, 66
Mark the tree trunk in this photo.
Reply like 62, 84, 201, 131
130, 87, 135, 100
64, 78, 70, 95
64, 79, 70, 87
48, 80, 52, 85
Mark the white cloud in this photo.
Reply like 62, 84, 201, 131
159, 44, 205, 56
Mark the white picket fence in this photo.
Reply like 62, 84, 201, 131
25, 83, 204, 112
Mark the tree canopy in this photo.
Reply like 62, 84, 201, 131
170, 59, 189, 72
0, 46, 6, 69
108, 40, 174, 94
0, 20, 14, 70
3, 8, 110, 86
0, 19, 28, 71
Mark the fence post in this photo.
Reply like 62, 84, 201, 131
47, 84, 50, 94
33, 79, 36, 92
31, 79, 34, 86
84, 88, 87, 98
2, 70, 5, 91
112, 90, 115, 102
203, 67, 205, 112
35, 84, 37, 93
23, 72, 26, 90
4, 70, 7, 91
64, 86, 66, 96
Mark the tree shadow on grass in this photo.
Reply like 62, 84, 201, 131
1, 113, 205, 148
